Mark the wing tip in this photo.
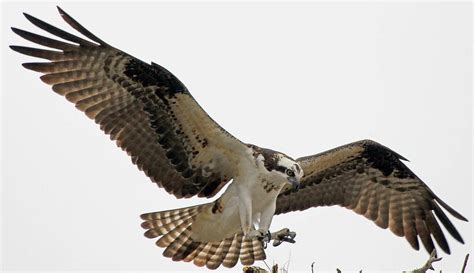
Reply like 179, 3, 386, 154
456, 213, 469, 222
444, 245, 452, 254
21, 62, 44, 72
57, 6, 68, 18
54, 5, 107, 46
10, 27, 34, 42
9, 45, 21, 52
435, 195, 469, 222
22, 12, 34, 21
57, 6, 67, 14
10, 26, 21, 35
21, 62, 35, 70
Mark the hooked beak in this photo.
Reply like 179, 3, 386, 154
287, 176, 300, 191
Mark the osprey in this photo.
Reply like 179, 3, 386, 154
11, 7, 467, 270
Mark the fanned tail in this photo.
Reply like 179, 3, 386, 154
140, 204, 266, 269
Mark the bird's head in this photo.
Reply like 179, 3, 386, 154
271, 153, 304, 190
251, 145, 304, 190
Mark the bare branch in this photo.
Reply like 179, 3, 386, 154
402, 250, 441, 273
243, 250, 469, 273
461, 253, 470, 273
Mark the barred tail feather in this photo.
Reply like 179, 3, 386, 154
141, 205, 201, 222
206, 238, 233, 269
182, 242, 205, 263
252, 238, 266, 261
222, 233, 243, 268
140, 204, 266, 269
194, 243, 213, 267
240, 238, 255, 265
156, 220, 193, 248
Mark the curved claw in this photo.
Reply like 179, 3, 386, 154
264, 231, 272, 249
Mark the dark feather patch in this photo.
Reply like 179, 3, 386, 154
276, 139, 466, 255
361, 142, 413, 178
124, 59, 186, 94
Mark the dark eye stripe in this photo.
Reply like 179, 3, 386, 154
275, 166, 287, 173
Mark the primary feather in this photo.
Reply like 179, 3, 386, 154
11, 7, 248, 199
276, 140, 467, 254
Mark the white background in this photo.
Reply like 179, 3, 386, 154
2, 2, 472, 272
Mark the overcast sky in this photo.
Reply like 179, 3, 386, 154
2, 2, 472, 273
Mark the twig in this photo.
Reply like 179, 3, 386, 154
246, 250, 469, 273
286, 251, 291, 272
403, 249, 442, 273
262, 260, 271, 272
461, 253, 470, 273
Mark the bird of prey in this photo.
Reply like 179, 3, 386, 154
11, 7, 467, 270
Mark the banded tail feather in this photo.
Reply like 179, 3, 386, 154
140, 204, 266, 269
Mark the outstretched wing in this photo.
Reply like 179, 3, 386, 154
10, 7, 249, 198
276, 139, 467, 254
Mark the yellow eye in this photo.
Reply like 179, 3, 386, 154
286, 169, 295, 177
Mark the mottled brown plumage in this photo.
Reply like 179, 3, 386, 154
11, 7, 248, 199
276, 140, 467, 254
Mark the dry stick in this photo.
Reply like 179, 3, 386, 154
286, 251, 291, 272
403, 249, 442, 273
461, 253, 470, 273
247, 250, 469, 273
262, 260, 272, 272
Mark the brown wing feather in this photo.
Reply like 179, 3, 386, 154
11, 7, 249, 198
276, 139, 467, 254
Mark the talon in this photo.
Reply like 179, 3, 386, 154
263, 230, 271, 243
255, 230, 271, 249
269, 228, 297, 247
245, 229, 263, 240
247, 229, 271, 242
